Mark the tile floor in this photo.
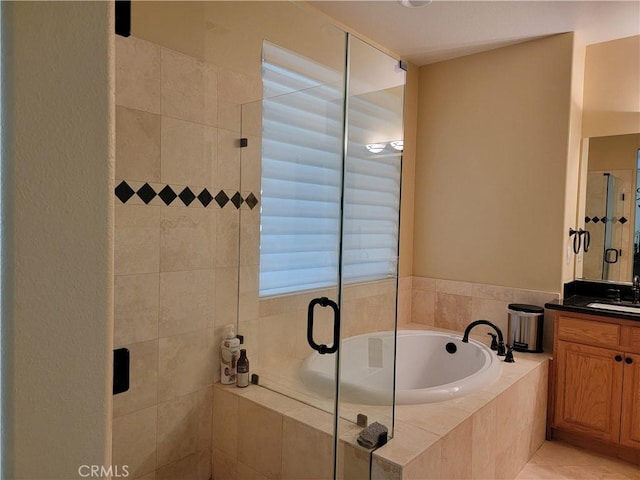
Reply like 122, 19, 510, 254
515, 440, 639, 479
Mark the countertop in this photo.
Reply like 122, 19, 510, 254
546, 295, 640, 322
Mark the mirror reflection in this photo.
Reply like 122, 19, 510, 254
578, 133, 640, 281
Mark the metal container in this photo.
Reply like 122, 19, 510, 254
507, 303, 544, 353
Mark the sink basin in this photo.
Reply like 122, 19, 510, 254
587, 302, 640, 314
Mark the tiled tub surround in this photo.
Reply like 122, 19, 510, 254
211, 324, 549, 480
402, 276, 560, 353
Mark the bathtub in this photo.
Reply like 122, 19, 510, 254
300, 329, 502, 405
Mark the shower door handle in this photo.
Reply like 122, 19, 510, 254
605, 248, 620, 264
307, 297, 340, 354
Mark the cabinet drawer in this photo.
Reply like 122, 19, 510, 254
558, 316, 620, 348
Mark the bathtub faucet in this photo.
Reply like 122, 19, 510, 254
462, 320, 506, 356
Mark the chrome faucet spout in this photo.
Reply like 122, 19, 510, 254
462, 319, 506, 356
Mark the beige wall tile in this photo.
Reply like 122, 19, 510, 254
115, 204, 161, 275
212, 387, 239, 459
471, 297, 510, 336
116, 36, 161, 113
339, 441, 371, 480
472, 283, 514, 302
212, 448, 237, 480
373, 421, 440, 467
157, 388, 213, 467
397, 280, 412, 327
114, 273, 159, 347
240, 134, 262, 192
236, 461, 270, 480
257, 312, 300, 367
511, 289, 558, 308
495, 383, 523, 479
156, 451, 211, 480
217, 208, 240, 267
113, 339, 159, 417
238, 265, 259, 324
471, 401, 497, 479
158, 329, 215, 401
160, 208, 215, 272
215, 266, 239, 325
239, 217, 260, 267
160, 117, 216, 186
217, 128, 241, 190
412, 276, 435, 291
435, 292, 472, 332
411, 287, 435, 325
116, 106, 161, 182
403, 442, 442, 480
112, 406, 158, 479
440, 417, 472, 479
237, 398, 283, 478
134, 472, 156, 480
159, 269, 215, 337
218, 100, 241, 134
281, 417, 333, 479
371, 456, 402, 480
161, 48, 217, 125
218, 67, 262, 106
435, 278, 473, 296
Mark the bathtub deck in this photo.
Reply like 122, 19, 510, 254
373, 324, 550, 479
212, 324, 550, 479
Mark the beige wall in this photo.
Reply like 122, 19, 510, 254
413, 34, 575, 293
2, 2, 113, 478
582, 35, 640, 139
588, 134, 640, 171
399, 63, 418, 277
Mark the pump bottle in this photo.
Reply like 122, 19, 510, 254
220, 324, 240, 384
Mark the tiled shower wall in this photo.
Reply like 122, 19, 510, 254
112, 34, 261, 479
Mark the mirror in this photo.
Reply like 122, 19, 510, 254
576, 133, 640, 282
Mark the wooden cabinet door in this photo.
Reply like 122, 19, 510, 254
555, 341, 624, 443
621, 353, 640, 448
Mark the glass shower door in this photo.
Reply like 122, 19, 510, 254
237, 29, 406, 480
238, 27, 348, 480
336, 35, 405, 475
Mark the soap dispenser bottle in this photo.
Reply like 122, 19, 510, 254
220, 324, 240, 385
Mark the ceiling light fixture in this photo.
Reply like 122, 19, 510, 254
399, 0, 432, 8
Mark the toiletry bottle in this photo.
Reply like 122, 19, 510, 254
236, 349, 249, 388
220, 324, 240, 385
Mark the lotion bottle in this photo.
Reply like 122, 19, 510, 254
220, 324, 240, 384
236, 349, 249, 388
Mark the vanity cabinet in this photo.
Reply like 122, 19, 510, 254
552, 312, 640, 458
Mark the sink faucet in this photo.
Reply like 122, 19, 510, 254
462, 320, 506, 356
633, 275, 640, 304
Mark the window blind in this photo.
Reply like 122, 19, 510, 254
260, 42, 401, 297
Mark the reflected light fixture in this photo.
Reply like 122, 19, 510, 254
365, 143, 386, 154
399, 0, 432, 8
390, 140, 404, 151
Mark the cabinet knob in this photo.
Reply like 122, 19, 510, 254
625, 357, 633, 364
615, 355, 623, 362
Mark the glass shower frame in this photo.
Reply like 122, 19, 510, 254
238, 27, 406, 479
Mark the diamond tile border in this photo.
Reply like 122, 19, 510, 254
115, 180, 259, 210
